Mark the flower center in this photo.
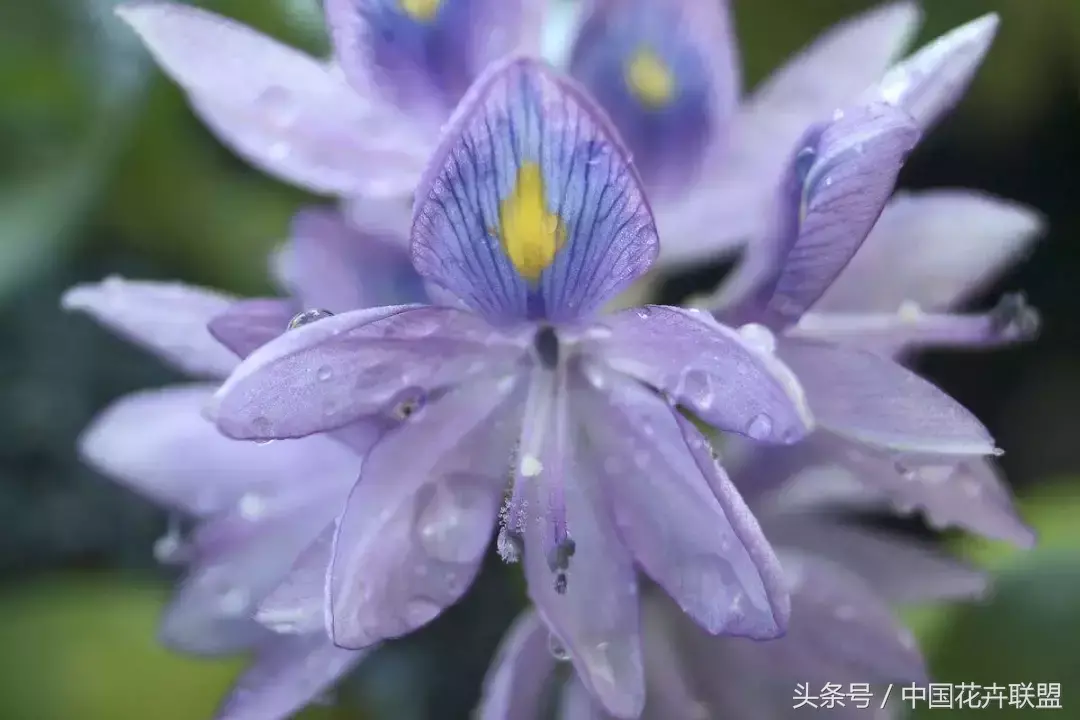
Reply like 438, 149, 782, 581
625, 46, 675, 109
399, 0, 440, 22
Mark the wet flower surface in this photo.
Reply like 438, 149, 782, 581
63, 210, 425, 720
208, 57, 820, 718
705, 14, 1041, 546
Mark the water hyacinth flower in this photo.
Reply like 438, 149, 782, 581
478, 455, 990, 720
702, 15, 1042, 547
561, 0, 927, 268
64, 209, 428, 720
209, 57, 818, 717
114, 0, 546, 203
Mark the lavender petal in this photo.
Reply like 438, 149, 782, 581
210, 305, 527, 441
62, 277, 238, 378
116, 2, 426, 197
476, 609, 557, 720
594, 305, 811, 444
328, 376, 522, 648
576, 374, 789, 638
208, 298, 295, 359
778, 337, 995, 455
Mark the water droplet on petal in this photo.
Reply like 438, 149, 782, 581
832, 108, 845, 121
794, 146, 817, 184
238, 493, 266, 521
288, 308, 334, 330
404, 599, 441, 627
824, 177, 834, 187
737, 323, 777, 355
745, 414, 773, 441
519, 455, 543, 477
635, 307, 653, 319
548, 633, 571, 662
415, 479, 494, 563
316, 365, 333, 381
677, 369, 714, 409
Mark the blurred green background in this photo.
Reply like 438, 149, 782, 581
1, 0, 1079, 717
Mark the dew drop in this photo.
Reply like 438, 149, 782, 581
254, 438, 275, 446
794, 146, 817, 184
823, 177, 834, 187
416, 479, 494, 563
152, 520, 187, 565
316, 365, 333, 382
519, 455, 543, 477
238, 493, 266, 521
548, 633, 571, 661
832, 108, 845, 121
745, 414, 773, 441
288, 308, 334, 330
635, 306, 654, 319
737, 323, 777, 355
677, 369, 714, 409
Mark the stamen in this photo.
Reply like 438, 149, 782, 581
989, 292, 1040, 339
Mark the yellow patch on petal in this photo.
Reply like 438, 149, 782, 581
498, 162, 566, 282
625, 47, 675, 109
400, 0, 441, 21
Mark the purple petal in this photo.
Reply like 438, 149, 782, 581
759, 511, 989, 603
208, 299, 295, 359
162, 508, 339, 655
559, 677, 606, 720
743, 1, 920, 138
256, 523, 335, 636
721, 103, 919, 327
567, 0, 739, 195
476, 609, 557, 720
271, 207, 424, 313
62, 277, 238, 378
576, 374, 788, 638
329, 377, 521, 648
651, 1, 920, 270
216, 633, 367, 720
767, 433, 1035, 547
593, 306, 811, 443
863, 14, 999, 133
778, 337, 995, 455
755, 551, 927, 683
325, 0, 545, 117
78, 384, 357, 517
814, 190, 1045, 313
411, 57, 659, 325
116, 2, 427, 197
517, 406, 644, 716
211, 305, 528, 441
791, 293, 1041, 356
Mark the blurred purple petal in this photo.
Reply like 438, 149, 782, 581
814, 190, 1045, 313
162, 511, 338, 655
211, 306, 527, 440
411, 57, 658, 324
759, 512, 989, 603
647, 1, 921, 269
577, 375, 788, 638
568, 0, 739, 195
116, 2, 426, 197
208, 299, 295, 359
778, 337, 995, 455
257, 523, 336, 635
766, 551, 927, 683
792, 293, 1041, 356
863, 13, 998, 133
62, 277, 238, 378
329, 377, 521, 648
722, 103, 919, 327
476, 609, 557, 720
216, 633, 367, 720
522, 428, 644, 718
766, 433, 1034, 547
594, 306, 811, 443
560, 677, 606, 720
325, 0, 545, 117
745, 2, 920, 129
79, 384, 356, 517
271, 207, 424, 313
